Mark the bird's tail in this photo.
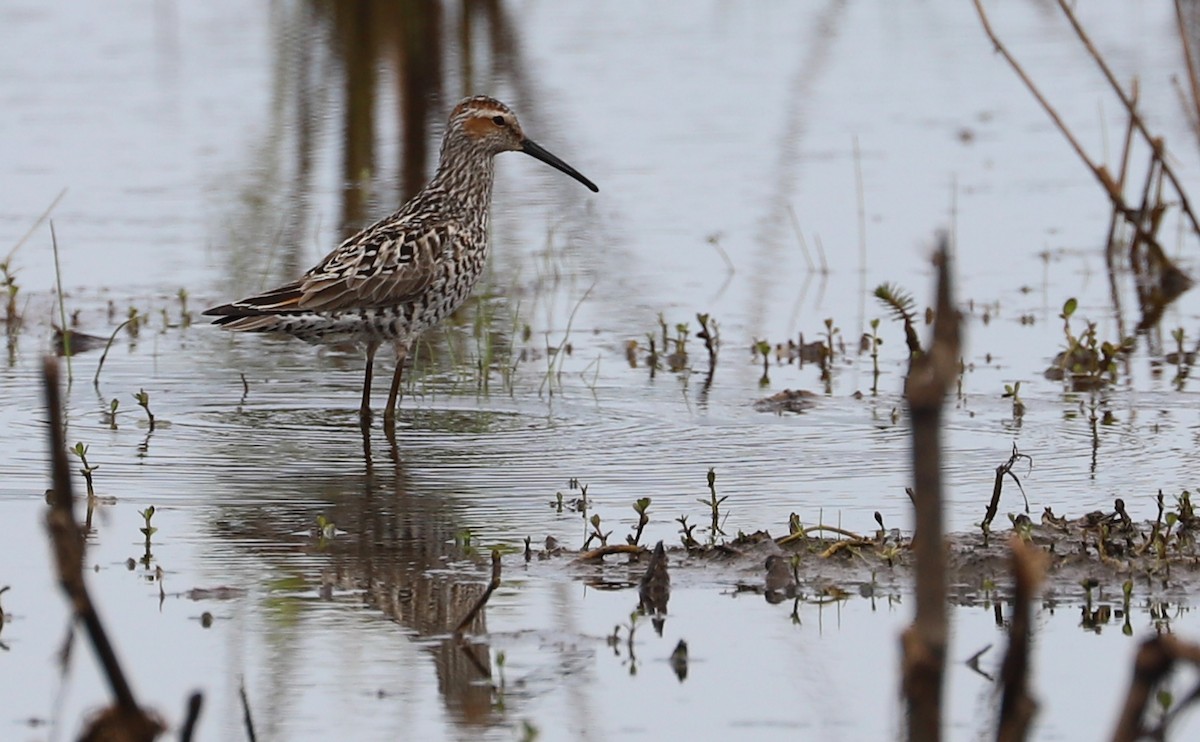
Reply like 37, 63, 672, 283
202, 282, 308, 332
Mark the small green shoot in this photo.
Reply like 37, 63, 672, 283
864, 318, 882, 395
177, 287, 191, 328
315, 515, 336, 547
696, 312, 720, 386
134, 388, 155, 430
70, 442, 97, 498
821, 318, 840, 381
139, 506, 157, 539
627, 497, 651, 546
584, 514, 610, 549
104, 398, 120, 430
753, 340, 771, 386
1002, 381, 1025, 420
698, 468, 729, 543
139, 505, 157, 567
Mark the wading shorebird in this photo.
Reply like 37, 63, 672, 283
204, 96, 598, 424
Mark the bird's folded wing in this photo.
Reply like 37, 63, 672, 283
223, 217, 454, 315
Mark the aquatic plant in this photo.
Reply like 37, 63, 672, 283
864, 318, 883, 395
1048, 298, 1131, 390
138, 506, 157, 568
70, 442, 98, 498
315, 515, 336, 547
873, 282, 920, 359
752, 340, 771, 386
675, 515, 698, 549
4, 189, 66, 341
821, 318, 840, 382
103, 398, 120, 430
696, 312, 720, 388
133, 389, 155, 431
584, 513, 610, 549
177, 288, 191, 328
698, 468, 728, 543
1001, 381, 1025, 421
663, 316, 689, 373
626, 497, 651, 547
539, 285, 593, 398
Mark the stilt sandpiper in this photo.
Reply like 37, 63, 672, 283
204, 96, 598, 423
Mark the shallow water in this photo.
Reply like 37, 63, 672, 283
4, 0, 1200, 739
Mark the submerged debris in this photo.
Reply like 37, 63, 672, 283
752, 388, 817, 414
552, 494, 1200, 605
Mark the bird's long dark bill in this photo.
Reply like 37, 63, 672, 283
521, 139, 599, 193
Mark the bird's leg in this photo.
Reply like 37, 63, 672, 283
383, 343, 408, 425
361, 340, 380, 420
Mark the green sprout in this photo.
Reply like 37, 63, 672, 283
753, 340, 771, 386
69, 442, 98, 498
139, 506, 157, 539
627, 497, 651, 546
134, 388, 155, 430
698, 467, 729, 543
1002, 381, 1025, 420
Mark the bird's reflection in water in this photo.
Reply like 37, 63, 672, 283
303, 423, 501, 727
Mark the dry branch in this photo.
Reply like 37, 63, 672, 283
1175, 0, 1200, 134
1054, 0, 1200, 238
974, 0, 1200, 238
576, 543, 646, 562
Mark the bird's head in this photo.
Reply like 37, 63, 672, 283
448, 96, 598, 192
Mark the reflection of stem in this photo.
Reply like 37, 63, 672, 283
240, 678, 258, 742
626, 619, 637, 673
456, 641, 492, 679
453, 550, 501, 636
180, 692, 203, 742
996, 538, 1047, 740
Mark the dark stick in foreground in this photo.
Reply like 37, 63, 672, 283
42, 356, 162, 739
901, 238, 959, 742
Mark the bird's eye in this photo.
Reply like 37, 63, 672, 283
492, 115, 507, 126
